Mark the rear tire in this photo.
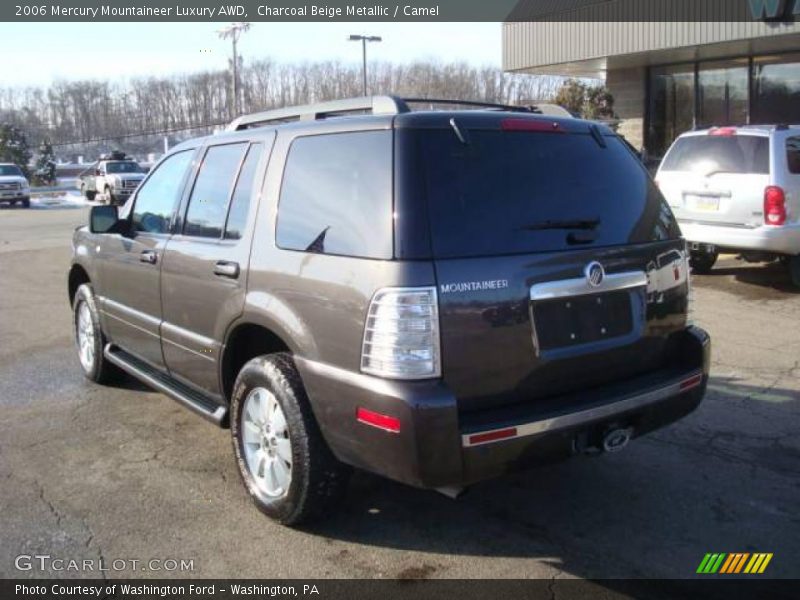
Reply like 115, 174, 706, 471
231, 353, 350, 526
72, 284, 121, 384
690, 250, 718, 274
788, 255, 800, 288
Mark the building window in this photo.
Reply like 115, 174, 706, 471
697, 59, 749, 129
647, 64, 695, 160
752, 54, 800, 125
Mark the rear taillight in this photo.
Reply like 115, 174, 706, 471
361, 287, 441, 380
764, 186, 786, 226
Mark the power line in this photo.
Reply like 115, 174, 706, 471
49, 120, 229, 148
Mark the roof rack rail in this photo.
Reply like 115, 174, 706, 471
226, 95, 543, 131
226, 95, 410, 131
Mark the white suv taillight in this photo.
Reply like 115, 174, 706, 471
764, 186, 787, 226
361, 287, 441, 380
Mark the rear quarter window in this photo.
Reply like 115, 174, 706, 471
276, 130, 393, 259
661, 134, 770, 174
787, 136, 800, 174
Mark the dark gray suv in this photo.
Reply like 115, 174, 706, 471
68, 96, 711, 525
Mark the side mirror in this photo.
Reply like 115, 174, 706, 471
90, 205, 119, 233
95, 169, 102, 176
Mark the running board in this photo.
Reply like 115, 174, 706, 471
104, 344, 228, 426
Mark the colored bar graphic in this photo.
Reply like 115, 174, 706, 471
698, 552, 773, 575
744, 554, 760, 574
758, 554, 773, 573
719, 554, 736, 574
734, 553, 750, 573
709, 553, 726, 573
697, 553, 713, 573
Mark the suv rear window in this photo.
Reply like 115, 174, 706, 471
399, 129, 678, 259
661, 134, 770, 175
276, 131, 392, 259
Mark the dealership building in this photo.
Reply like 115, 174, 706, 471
503, 15, 800, 159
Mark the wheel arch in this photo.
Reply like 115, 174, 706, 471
68, 263, 91, 304
220, 321, 293, 403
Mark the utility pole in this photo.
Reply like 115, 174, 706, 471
218, 22, 251, 117
348, 34, 382, 96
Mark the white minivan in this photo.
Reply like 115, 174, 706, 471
656, 126, 800, 287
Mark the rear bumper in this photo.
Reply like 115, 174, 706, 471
297, 326, 711, 489
679, 220, 800, 255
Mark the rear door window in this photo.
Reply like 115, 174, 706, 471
276, 131, 393, 259
399, 129, 678, 259
184, 143, 248, 238
224, 143, 263, 240
661, 134, 770, 174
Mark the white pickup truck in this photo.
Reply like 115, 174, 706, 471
0, 163, 31, 208
79, 152, 146, 205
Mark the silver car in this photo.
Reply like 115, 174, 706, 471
656, 125, 800, 286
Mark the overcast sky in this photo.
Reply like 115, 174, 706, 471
0, 22, 502, 87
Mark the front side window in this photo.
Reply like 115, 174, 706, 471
276, 131, 392, 259
184, 143, 248, 238
787, 137, 800, 175
132, 150, 194, 234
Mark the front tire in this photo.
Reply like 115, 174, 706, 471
73, 284, 121, 384
231, 353, 350, 526
83, 185, 96, 202
690, 250, 718, 274
105, 187, 115, 205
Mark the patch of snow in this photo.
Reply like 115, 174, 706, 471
30, 191, 101, 210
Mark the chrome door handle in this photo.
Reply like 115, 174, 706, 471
140, 250, 157, 264
214, 261, 240, 279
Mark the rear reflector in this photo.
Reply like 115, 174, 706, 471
709, 127, 737, 137
467, 427, 518, 446
356, 407, 401, 433
679, 373, 704, 391
501, 119, 564, 133
764, 186, 787, 226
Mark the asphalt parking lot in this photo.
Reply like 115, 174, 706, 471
0, 206, 798, 582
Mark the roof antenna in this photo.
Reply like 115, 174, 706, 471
449, 118, 470, 145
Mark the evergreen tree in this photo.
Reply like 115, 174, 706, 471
0, 123, 32, 178
555, 79, 616, 122
34, 139, 57, 186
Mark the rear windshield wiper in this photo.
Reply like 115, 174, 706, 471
519, 218, 601, 231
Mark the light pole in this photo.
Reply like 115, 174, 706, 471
348, 34, 382, 96
218, 22, 251, 117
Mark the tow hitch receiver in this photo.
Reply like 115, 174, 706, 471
602, 427, 633, 453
